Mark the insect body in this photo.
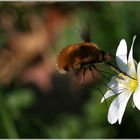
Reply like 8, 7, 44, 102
56, 42, 112, 74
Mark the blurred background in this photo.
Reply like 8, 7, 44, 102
0, 1, 140, 138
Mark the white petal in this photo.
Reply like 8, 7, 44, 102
133, 86, 140, 111
108, 77, 127, 94
105, 76, 127, 97
107, 76, 118, 88
128, 35, 137, 77
118, 91, 132, 124
133, 62, 140, 110
116, 39, 128, 73
108, 91, 131, 124
101, 90, 116, 103
134, 59, 138, 67
101, 76, 120, 103
107, 76, 119, 93
137, 62, 140, 82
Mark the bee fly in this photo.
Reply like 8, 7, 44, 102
56, 25, 112, 84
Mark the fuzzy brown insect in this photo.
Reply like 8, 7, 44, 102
56, 42, 112, 74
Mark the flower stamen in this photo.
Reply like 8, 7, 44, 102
129, 79, 138, 92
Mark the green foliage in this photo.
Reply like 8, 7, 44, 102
0, 2, 140, 138
46, 115, 81, 138
6, 88, 35, 119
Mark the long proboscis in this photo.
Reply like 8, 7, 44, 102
106, 62, 136, 80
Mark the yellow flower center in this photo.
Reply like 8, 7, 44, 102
116, 73, 138, 92
129, 79, 138, 92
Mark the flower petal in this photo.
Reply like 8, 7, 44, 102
102, 84, 126, 103
133, 62, 140, 110
118, 91, 132, 124
107, 76, 118, 88
128, 35, 137, 77
137, 62, 140, 82
133, 86, 140, 111
101, 90, 116, 103
108, 91, 131, 124
116, 39, 128, 73
108, 76, 127, 94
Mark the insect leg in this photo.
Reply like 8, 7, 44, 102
80, 68, 86, 85
92, 65, 110, 81
89, 66, 107, 106
98, 69, 113, 76
96, 87, 107, 106
89, 66, 95, 79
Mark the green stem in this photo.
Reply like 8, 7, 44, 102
0, 93, 18, 138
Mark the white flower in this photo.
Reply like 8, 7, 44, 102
101, 35, 140, 124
